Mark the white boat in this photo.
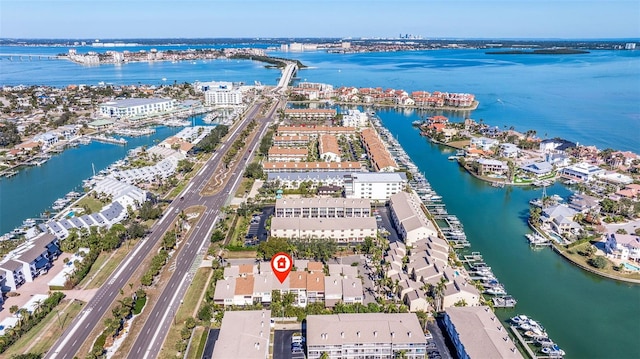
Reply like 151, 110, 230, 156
22, 218, 36, 227
542, 345, 565, 357
448, 156, 459, 160
484, 286, 507, 296
510, 315, 529, 325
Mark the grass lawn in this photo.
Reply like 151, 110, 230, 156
223, 250, 257, 259
78, 242, 132, 289
158, 267, 212, 359
445, 140, 470, 149
561, 243, 640, 281
234, 177, 254, 197
2, 299, 84, 357
75, 195, 104, 213
186, 326, 208, 359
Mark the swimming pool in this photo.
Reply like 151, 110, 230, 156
622, 262, 640, 271
66, 211, 75, 218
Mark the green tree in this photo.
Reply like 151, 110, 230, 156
588, 256, 609, 269
244, 163, 264, 179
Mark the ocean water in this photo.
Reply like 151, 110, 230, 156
378, 108, 640, 359
1, 44, 640, 358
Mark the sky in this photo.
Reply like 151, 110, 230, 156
1, 0, 639, 39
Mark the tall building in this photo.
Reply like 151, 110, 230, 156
99, 98, 176, 119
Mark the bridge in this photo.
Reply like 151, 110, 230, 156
275, 62, 298, 94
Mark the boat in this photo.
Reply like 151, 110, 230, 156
203, 113, 219, 123
542, 345, 565, 357
448, 155, 459, 160
492, 295, 517, 308
484, 286, 507, 296
22, 218, 36, 227
412, 120, 424, 126
535, 336, 555, 347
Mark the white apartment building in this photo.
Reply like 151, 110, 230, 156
275, 198, 371, 218
99, 98, 176, 119
270, 217, 377, 243
344, 172, 408, 201
204, 85, 243, 106
341, 109, 369, 128
559, 162, 605, 182
306, 313, 427, 359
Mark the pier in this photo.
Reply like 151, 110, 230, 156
89, 135, 128, 145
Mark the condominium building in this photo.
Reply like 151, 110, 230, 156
389, 192, 438, 246
267, 147, 308, 162
99, 98, 176, 119
444, 306, 523, 359
559, 162, 605, 182
341, 109, 369, 128
319, 134, 341, 162
270, 217, 377, 243
275, 198, 371, 218
209, 310, 271, 359
266, 171, 352, 189
204, 85, 243, 106
306, 313, 427, 359
284, 108, 337, 120
360, 128, 398, 172
344, 172, 407, 201
277, 125, 357, 137
261, 161, 363, 173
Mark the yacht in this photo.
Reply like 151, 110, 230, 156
484, 285, 507, 296
541, 345, 565, 357
510, 315, 529, 325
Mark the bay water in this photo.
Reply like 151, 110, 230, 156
1, 44, 639, 358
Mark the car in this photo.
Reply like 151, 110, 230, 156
291, 348, 304, 354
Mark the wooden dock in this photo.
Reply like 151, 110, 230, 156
510, 326, 557, 359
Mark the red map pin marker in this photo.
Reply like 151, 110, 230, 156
271, 252, 292, 283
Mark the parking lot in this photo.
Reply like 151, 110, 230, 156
273, 329, 305, 359
244, 205, 273, 245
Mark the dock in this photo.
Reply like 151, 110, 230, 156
89, 135, 128, 145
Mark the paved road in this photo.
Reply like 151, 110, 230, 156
273, 330, 305, 359
129, 101, 280, 359
46, 100, 278, 359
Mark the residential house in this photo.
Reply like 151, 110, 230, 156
541, 205, 582, 236
476, 158, 507, 176
604, 233, 640, 262
560, 162, 605, 182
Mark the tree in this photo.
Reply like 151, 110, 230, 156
185, 317, 197, 329
244, 163, 264, 179
588, 256, 609, 269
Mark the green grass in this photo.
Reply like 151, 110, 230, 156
75, 196, 104, 213
78, 244, 131, 289
186, 326, 208, 359
133, 296, 147, 315
2, 300, 84, 357
158, 267, 212, 359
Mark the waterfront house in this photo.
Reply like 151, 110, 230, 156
469, 137, 499, 152
539, 138, 576, 153
476, 158, 508, 176
559, 162, 605, 182
520, 161, 554, 177
500, 143, 520, 158
568, 193, 601, 213
444, 306, 523, 359
604, 233, 640, 262
541, 205, 582, 236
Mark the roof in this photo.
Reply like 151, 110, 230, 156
319, 134, 341, 156
307, 261, 324, 272
342, 278, 363, 298
235, 276, 255, 296
289, 271, 307, 289
307, 272, 325, 292
210, 310, 271, 359
268, 147, 308, 156
306, 313, 425, 346
347, 172, 407, 183
276, 197, 371, 210
213, 279, 235, 301
101, 97, 173, 108
262, 161, 363, 171
271, 217, 377, 232
445, 306, 523, 359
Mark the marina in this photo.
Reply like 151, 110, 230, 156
89, 135, 128, 145
510, 315, 565, 358
111, 127, 156, 137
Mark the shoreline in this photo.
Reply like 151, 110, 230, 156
289, 99, 479, 112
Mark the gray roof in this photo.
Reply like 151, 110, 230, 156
276, 197, 371, 209
0, 259, 24, 272
445, 306, 523, 359
347, 172, 407, 183
210, 310, 271, 359
307, 313, 424, 346
101, 97, 173, 108
59, 219, 74, 230
101, 202, 124, 221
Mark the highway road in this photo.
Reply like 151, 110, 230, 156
128, 100, 279, 359
46, 98, 281, 359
